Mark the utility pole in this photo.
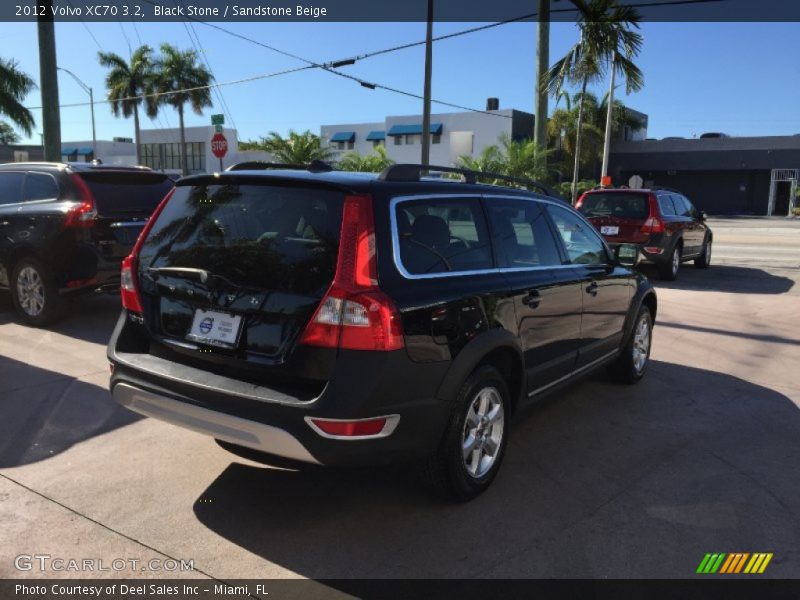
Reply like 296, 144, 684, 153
57, 67, 95, 157
534, 0, 550, 155
37, 2, 61, 162
420, 0, 434, 167
600, 50, 617, 184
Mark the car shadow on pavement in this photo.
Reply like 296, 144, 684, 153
0, 356, 140, 468
640, 264, 795, 295
0, 291, 121, 345
192, 360, 800, 579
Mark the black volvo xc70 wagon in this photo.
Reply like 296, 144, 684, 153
107, 163, 657, 500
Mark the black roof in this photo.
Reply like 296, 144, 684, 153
0, 161, 152, 172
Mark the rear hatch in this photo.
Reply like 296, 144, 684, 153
135, 178, 344, 379
77, 170, 174, 260
578, 191, 651, 244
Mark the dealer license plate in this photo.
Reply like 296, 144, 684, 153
186, 309, 243, 348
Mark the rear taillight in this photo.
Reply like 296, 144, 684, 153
641, 193, 665, 234
299, 194, 404, 351
64, 174, 97, 228
305, 415, 399, 438
120, 187, 175, 314
575, 193, 586, 210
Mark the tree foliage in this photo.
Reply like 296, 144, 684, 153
0, 58, 36, 136
337, 145, 393, 172
243, 130, 333, 164
457, 133, 555, 185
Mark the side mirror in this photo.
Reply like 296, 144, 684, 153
614, 244, 640, 267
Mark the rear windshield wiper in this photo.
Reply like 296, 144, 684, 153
146, 266, 237, 288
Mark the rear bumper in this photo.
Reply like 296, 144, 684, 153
107, 312, 451, 467
607, 241, 669, 265
113, 382, 320, 464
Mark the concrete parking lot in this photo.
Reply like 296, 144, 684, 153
1, 217, 798, 582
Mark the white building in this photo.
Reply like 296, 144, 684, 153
139, 125, 269, 174
60, 138, 137, 166
321, 105, 649, 167
321, 108, 535, 166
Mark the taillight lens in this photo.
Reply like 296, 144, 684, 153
119, 187, 175, 314
64, 174, 97, 228
299, 194, 404, 352
641, 193, 665, 234
575, 193, 586, 210
308, 417, 389, 437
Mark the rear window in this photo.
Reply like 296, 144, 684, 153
138, 183, 344, 295
578, 192, 650, 219
78, 171, 173, 215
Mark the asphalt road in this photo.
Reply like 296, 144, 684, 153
1, 217, 799, 583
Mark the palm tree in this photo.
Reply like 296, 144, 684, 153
0, 121, 21, 145
152, 44, 213, 175
0, 58, 35, 137
337, 145, 394, 172
458, 133, 554, 185
98, 46, 156, 165
249, 130, 333, 164
544, 0, 643, 203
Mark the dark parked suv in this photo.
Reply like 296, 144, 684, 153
0, 162, 174, 325
107, 163, 657, 500
576, 187, 712, 280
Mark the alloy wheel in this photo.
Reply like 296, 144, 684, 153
672, 247, 681, 276
632, 315, 651, 374
16, 266, 46, 317
462, 386, 505, 478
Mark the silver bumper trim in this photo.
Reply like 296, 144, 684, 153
112, 382, 321, 465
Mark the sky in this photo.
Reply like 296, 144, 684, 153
1, 20, 799, 145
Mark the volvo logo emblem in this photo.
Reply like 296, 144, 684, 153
199, 317, 214, 335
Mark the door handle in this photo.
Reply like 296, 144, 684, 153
0, 221, 9, 227
586, 281, 599, 297
522, 290, 541, 308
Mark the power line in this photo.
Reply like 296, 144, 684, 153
65, 0, 102, 51
24, 65, 314, 111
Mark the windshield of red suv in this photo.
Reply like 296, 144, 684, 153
579, 192, 650, 219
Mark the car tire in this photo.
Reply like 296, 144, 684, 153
694, 238, 712, 269
10, 257, 66, 326
607, 305, 653, 384
658, 243, 681, 281
421, 365, 510, 502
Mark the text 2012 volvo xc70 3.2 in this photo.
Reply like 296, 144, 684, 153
107, 163, 657, 501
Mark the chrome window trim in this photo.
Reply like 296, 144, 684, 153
389, 193, 602, 280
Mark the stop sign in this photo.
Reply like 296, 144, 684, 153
211, 133, 228, 158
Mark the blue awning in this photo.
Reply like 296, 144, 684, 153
366, 130, 386, 141
330, 131, 355, 143
77, 147, 94, 155
387, 123, 443, 136
61, 148, 77, 155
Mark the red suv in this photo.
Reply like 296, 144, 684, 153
576, 188, 712, 280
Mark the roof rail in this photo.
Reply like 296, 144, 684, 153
377, 163, 555, 197
225, 160, 334, 173
651, 186, 682, 193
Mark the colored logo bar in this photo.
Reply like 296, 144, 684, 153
697, 553, 773, 574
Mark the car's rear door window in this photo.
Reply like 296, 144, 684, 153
484, 198, 562, 268
395, 197, 493, 275
579, 192, 650, 219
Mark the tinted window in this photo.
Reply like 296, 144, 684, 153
23, 173, 59, 201
138, 183, 344, 295
0, 172, 24, 205
546, 205, 608, 265
657, 194, 676, 216
673, 194, 691, 217
78, 171, 173, 216
396, 197, 492, 275
485, 198, 562, 268
578, 192, 649, 219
